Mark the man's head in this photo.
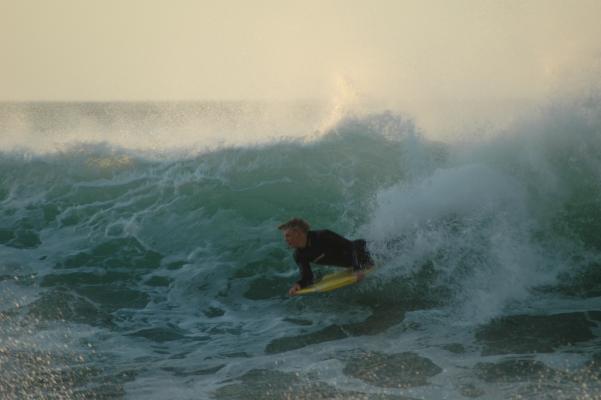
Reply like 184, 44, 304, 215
278, 218, 310, 249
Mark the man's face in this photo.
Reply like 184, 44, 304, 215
283, 228, 306, 248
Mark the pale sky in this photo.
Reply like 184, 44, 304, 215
2, 0, 601, 102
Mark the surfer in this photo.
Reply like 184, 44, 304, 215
278, 218, 374, 296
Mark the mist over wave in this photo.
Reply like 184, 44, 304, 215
0, 101, 334, 155
1, 97, 601, 399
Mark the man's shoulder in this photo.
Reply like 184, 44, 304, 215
312, 229, 334, 238
314, 229, 345, 240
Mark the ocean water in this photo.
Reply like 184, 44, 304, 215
1, 100, 600, 399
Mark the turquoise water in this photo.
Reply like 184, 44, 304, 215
1, 101, 600, 399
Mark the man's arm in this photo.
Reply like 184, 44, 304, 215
294, 252, 314, 288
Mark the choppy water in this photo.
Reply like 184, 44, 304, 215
1, 100, 600, 399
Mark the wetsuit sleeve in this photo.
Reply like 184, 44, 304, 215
294, 251, 314, 288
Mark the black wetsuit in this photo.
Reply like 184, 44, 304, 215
293, 230, 373, 288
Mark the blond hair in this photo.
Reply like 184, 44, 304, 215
277, 218, 310, 232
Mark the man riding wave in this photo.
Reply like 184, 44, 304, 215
278, 218, 374, 296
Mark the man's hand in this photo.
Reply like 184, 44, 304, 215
288, 283, 301, 296
354, 270, 366, 282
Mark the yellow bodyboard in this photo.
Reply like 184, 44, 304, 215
296, 267, 374, 295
